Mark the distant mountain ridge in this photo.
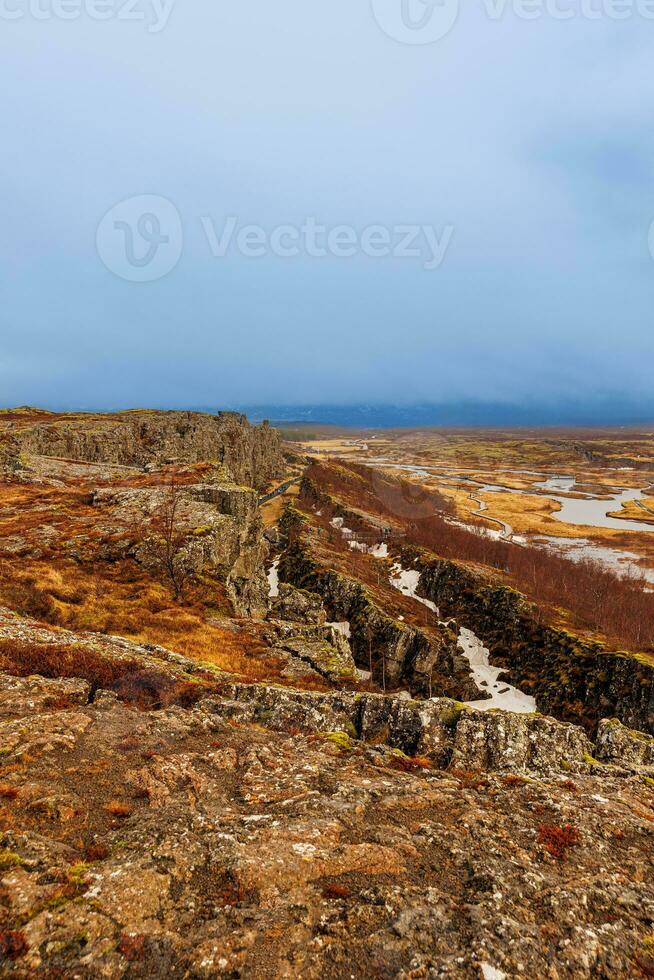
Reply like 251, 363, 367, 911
232, 400, 654, 429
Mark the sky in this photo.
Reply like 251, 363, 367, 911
1, 0, 653, 414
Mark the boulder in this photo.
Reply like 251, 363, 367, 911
269, 583, 326, 625
595, 717, 654, 769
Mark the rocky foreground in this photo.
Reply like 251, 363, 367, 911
0, 410, 652, 977
0, 618, 653, 978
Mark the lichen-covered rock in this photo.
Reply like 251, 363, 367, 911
595, 717, 654, 769
0, 674, 91, 718
277, 635, 357, 683
451, 710, 595, 773
16, 410, 283, 489
0, 668, 653, 979
0, 436, 22, 474
269, 583, 326, 625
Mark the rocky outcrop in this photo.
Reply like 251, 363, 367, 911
17, 410, 283, 489
269, 583, 326, 625
210, 683, 621, 775
1, 670, 653, 978
264, 622, 358, 684
0, 436, 23, 474
90, 481, 269, 618
595, 717, 654, 768
406, 548, 654, 735
278, 543, 480, 701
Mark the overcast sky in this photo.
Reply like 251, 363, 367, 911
1, 1, 653, 411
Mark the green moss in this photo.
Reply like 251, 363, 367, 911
323, 731, 354, 751
0, 850, 24, 869
437, 702, 471, 727
196, 661, 228, 676
67, 863, 91, 886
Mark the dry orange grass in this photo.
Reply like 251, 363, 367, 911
0, 557, 283, 681
0, 465, 293, 682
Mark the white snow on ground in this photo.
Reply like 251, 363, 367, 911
267, 559, 279, 598
389, 561, 536, 714
390, 564, 439, 614
327, 621, 352, 639
481, 965, 507, 980
328, 523, 536, 713
370, 542, 388, 558
456, 628, 537, 713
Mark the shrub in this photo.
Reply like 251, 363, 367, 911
118, 933, 146, 962
85, 843, 110, 862
0, 930, 28, 960
0, 639, 210, 710
538, 823, 581, 861
322, 882, 351, 899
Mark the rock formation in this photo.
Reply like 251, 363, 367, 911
0, 607, 652, 977
13, 410, 283, 489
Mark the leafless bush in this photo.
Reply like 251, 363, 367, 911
139, 479, 193, 602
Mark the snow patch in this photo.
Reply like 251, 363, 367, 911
457, 628, 536, 714
267, 559, 279, 598
327, 621, 352, 639
390, 564, 439, 614
481, 965, 506, 980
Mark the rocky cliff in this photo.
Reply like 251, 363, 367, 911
405, 548, 654, 735
15, 410, 283, 490
89, 481, 270, 618
278, 541, 482, 701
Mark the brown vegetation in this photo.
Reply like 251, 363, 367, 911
305, 461, 654, 654
538, 823, 581, 861
137, 477, 194, 602
0, 930, 28, 961
0, 640, 209, 709
103, 801, 132, 819
394, 513, 654, 652
118, 933, 147, 962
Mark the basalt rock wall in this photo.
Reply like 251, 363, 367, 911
18, 411, 283, 489
278, 542, 480, 701
407, 548, 654, 735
